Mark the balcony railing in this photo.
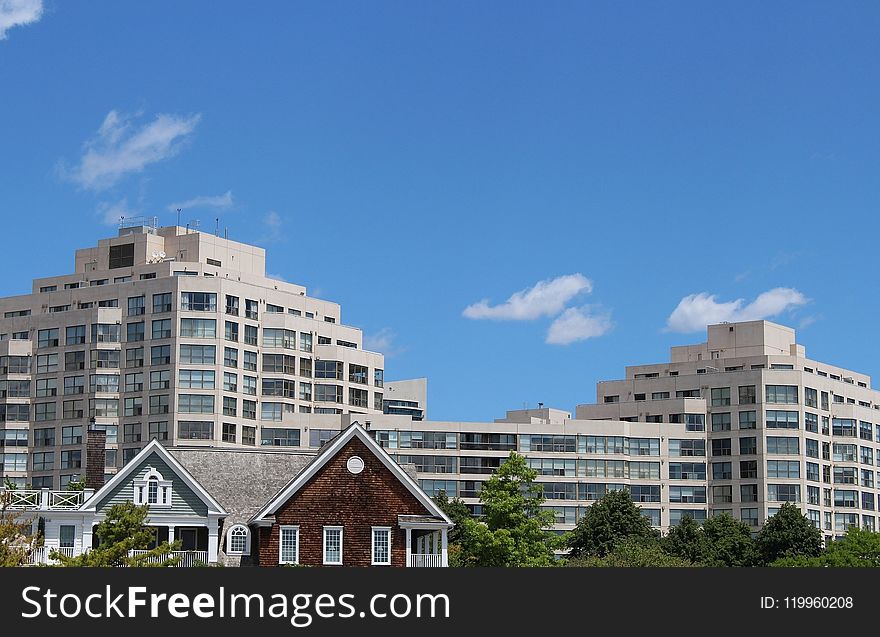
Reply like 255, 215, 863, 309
407, 553, 444, 568
0, 489, 86, 510
128, 550, 209, 567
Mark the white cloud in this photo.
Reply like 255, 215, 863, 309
255, 211, 284, 244
264, 211, 282, 233
364, 327, 399, 355
65, 109, 201, 190
96, 199, 138, 226
167, 191, 233, 212
266, 272, 286, 282
546, 307, 612, 345
463, 274, 592, 321
0, 0, 42, 40
665, 287, 809, 333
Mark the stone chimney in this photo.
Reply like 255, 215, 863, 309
85, 428, 106, 490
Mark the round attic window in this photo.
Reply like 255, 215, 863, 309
347, 456, 365, 475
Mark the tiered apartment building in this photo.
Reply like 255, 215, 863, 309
576, 320, 880, 540
4, 224, 879, 542
0, 221, 385, 490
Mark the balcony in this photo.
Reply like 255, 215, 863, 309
0, 488, 88, 510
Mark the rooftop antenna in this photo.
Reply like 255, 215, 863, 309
177, 208, 181, 229
216, 217, 220, 237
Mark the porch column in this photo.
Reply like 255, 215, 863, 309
208, 524, 219, 564
167, 525, 175, 544
82, 526, 93, 555
405, 528, 412, 567
441, 528, 448, 567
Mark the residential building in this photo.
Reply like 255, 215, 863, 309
383, 377, 427, 421
0, 220, 385, 490
577, 320, 880, 541
6, 424, 450, 567
251, 423, 452, 567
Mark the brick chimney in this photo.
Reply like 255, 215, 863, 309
85, 428, 106, 490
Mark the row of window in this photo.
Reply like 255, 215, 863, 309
278, 526, 390, 566
611, 384, 872, 411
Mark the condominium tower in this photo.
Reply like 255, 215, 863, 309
576, 320, 880, 539
0, 221, 385, 489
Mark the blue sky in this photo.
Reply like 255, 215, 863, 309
1, 2, 879, 421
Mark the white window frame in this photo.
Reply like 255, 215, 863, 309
226, 524, 251, 556
279, 525, 299, 565
323, 526, 343, 565
371, 526, 391, 566
132, 467, 172, 508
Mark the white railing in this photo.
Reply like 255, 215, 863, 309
49, 491, 85, 509
1, 488, 87, 510
21, 546, 78, 565
408, 553, 444, 568
22, 547, 46, 565
3, 489, 41, 509
128, 550, 209, 567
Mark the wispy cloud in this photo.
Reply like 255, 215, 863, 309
266, 272, 286, 282
96, 198, 138, 226
463, 274, 592, 321
546, 307, 612, 345
167, 190, 233, 212
799, 315, 819, 330
0, 0, 42, 40
363, 327, 404, 356
665, 287, 809, 333
254, 211, 285, 244
63, 109, 201, 190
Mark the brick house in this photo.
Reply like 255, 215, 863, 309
250, 423, 453, 567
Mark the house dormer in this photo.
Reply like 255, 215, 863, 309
132, 466, 173, 507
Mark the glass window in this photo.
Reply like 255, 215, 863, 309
180, 292, 217, 311
710, 387, 730, 406
766, 385, 798, 404
279, 526, 298, 564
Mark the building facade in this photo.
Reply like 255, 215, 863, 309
576, 320, 880, 541
0, 221, 386, 490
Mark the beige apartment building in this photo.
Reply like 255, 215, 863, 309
3, 223, 877, 542
577, 320, 880, 540
0, 221, 385, 489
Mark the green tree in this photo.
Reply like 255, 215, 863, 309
773, 527, 880, 567
700, 513, 757, 567
455, 452, 562, 566
432, 491, 472, 567
52, 501, 181, 567
566, 489, 657, 558
755, 502, 823, 565
661, 515, 706, 564
0, 481, 43, 566
432, 491, 470, 546
569, 538, 697, 567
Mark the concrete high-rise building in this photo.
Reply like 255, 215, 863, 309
3, 222, 877, 543
383, 378, 427, 421
0, 221, 385, 489
576, 320, 880, 540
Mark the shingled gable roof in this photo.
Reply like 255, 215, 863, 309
80, 438, 227, 516
249, 422, 453, 526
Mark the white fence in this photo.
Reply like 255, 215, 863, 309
408, 553, 444, 567
128, 550, 209, 567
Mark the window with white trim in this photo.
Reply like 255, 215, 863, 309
132, 467, 172, 507
279, 526, 299, 564
323, 526, 343, 565
227, 524, 250, 555
372, 527, 391, 565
